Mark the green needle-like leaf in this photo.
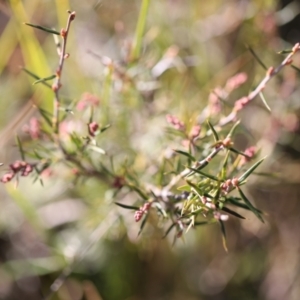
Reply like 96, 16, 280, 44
219, 220, 228, 252
127, 184, 148, 200
33, 74, 56, 85
24, 23, 60, 35
246, 45, 268, 70
22, 68, 52, 88
16, 135, 25, 161
174, 149, 196, 161
138, 212, 149, 236
163, 222, 176, 238
238, 156, 266, 183
220, 150, 230, 180
229, 147, 250, 157
100, 124, 111, 133
115, 202, 139, 210
194, 221, 210, 226
227, 120, 240, 138
278, 49, 292, 54
188, 167, 220, 181
221, 206, 245, 219
238, 187, 264, 222
207, 120, 219, 142
259, 91, 271, 111
88, 145, 106, 155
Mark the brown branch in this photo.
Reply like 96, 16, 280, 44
52, 11, 76, 134
219, 43, 300, 126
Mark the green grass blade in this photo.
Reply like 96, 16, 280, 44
130, 0, 150, 61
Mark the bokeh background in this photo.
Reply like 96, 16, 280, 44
1, 0, 300, 299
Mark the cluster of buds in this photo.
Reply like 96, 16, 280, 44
134, 202, 152, 222
221, 178, 239, 195
22, 117, 41, 140
1, 160, 34, 183
166, 114, 185, 130
225, 72, 248, 93
88, 121, 99, 137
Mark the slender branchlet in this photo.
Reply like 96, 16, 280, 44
52, 11, 76, 134
219, 43, 300, 126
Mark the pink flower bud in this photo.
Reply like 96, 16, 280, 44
88, 122, 99, 137
1, 173, 14, 183
134, 210, 144, 222
225, 72, 248, 92
189, 125, 201, 139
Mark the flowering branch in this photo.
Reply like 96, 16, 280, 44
219, 43, 300, 126
52, 11, 76, 134
161, 142, 227, 198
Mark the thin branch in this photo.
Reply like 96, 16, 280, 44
219, 43, 300, 126
52, 11, 76, 133
161, 144, 225, 198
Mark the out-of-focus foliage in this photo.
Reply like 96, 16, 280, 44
0, 0, 300, 300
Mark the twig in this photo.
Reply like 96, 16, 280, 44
219, 43, 300, 126
161, 144, 226, 198
52, 11, 76, 134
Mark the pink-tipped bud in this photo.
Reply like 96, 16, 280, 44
134, 210, 144, 222
1, 173, 14, 183
69, 11, 76, 21
240, 146, 256, 166
266, 67, 275, 77
233, 96, 249, 112
23, 118, 41, 140
88, 122, 99, 137
222, 137, 233, 147
166, 114, 185, 130
60, 28, 67, 38
21, 164, 33, 176
285, 58, 293, 65
189, 125, 201, 139
142, 202, 152, 212
76, 93, 100, 111
225, 72, 248, 92
231, 177, 239, 187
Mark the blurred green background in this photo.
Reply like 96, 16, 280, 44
1, 0, 300, 299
